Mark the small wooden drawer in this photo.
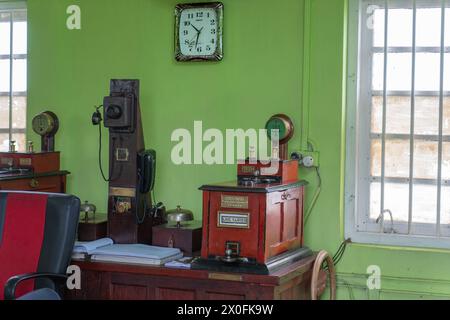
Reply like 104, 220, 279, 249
0, 175, 64, 193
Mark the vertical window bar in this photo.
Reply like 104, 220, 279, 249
8, 12, 13, 143
380, 1, 389, 217
408, 0, 417, 234
436, 0, 446, 236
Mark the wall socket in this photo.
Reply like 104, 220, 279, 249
291, 150, 320, 168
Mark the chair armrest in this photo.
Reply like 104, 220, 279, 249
4, 273, 67, 300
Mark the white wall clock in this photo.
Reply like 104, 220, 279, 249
175, 2, 223, 62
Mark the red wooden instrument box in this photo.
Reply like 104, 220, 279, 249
194, 160, 312, 274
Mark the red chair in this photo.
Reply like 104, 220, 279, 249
0, 191, 80, 300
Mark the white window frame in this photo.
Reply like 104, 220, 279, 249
0, 1, 27, 150
345, 0, 450, 249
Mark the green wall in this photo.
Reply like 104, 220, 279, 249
24, 0, 450, 299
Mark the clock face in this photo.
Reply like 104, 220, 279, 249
175, 3, 223, 61
179, 8, 217, 56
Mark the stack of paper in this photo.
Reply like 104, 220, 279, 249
90, 244, 183, 266
72, 238, 114, 260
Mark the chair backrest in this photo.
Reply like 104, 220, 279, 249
0, 191, 80, 299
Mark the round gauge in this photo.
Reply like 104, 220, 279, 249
32, 111, 59, 136
265, 114, 294, 144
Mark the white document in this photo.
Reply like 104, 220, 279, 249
91, 252, 184, 266
73, 238, 114, 254
90, 244, 182, 260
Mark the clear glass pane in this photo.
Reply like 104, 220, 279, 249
415, 96, 440, 135
445, 53, 450, 91
371, 139, 411, 178
370, 182, 382, 220
369, 182, 410, 225
444, 142, 450, 180
373, 8, 386, 47
12, 96, 26, 129
415, 53, 441, 91
416, 8, 442, 47
412, 183, 437, 225
0, 21, 11, 55
0, 59, 10, 92
371, 96, 383, 134
12, 59, 26, 92
371, 139, 382, 177
11, 132, 25, 152
372, 53, 413, 91
12, 21, 26, 55
384, 183, 410, 222
0, 96, 9, 129
413, 140, 439, 180
446, 8, 450, 46
372, 53, 384, 91
388, 9, 413, 47
0, 133, 9, 152
372, 96, 412, 134
441, 186, 450, 226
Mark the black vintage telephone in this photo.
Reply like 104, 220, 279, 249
137, 150, 156, 194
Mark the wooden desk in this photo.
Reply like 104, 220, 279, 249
0, 171, 69, 193
67, 255, 317, 300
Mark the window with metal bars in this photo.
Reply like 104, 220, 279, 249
0, 2, 27, 152
345, 0, 450, 249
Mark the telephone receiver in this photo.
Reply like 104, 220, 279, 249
137, 149, 156, 194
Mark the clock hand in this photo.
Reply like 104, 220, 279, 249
195, 27, 204, 48
191, 24, 200, 33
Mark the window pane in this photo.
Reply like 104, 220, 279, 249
388, 9, 413, 47
441, 186, 450, 226
415, 96, 440, 135
0, 20, 10, 55
373, 8, 385, 47
12, 21, 26, 55
12, 59, 26, 92
370, 182, 382, 220
12, 96, 26, 129
372, 96, 412, 134
11, 132, 25, 152
446, 8, 450, 46
383, 183, 410, 223
0, 59, 10, 92
416, 8, 442, 47
373, 53, 412, 91
369, 182, 410, 224
371, 139, 382, 177
371, 139, 411, 178
0, 133, 9, 152
413, 140, 439, 180
372, 53, 384, 91
416, 53, 441, 91
445, 53, 450, 91
412, 184, 437, 225
0, 96, 10, 129
444, 142, 450, 180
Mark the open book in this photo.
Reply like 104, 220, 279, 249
73, 238, 114, 255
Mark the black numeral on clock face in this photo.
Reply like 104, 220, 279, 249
184, 21, 190, 27
197, 47, 202, 53
211, 29, 216, 35
187, 13, 194, 19
183, 30, 188, 36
